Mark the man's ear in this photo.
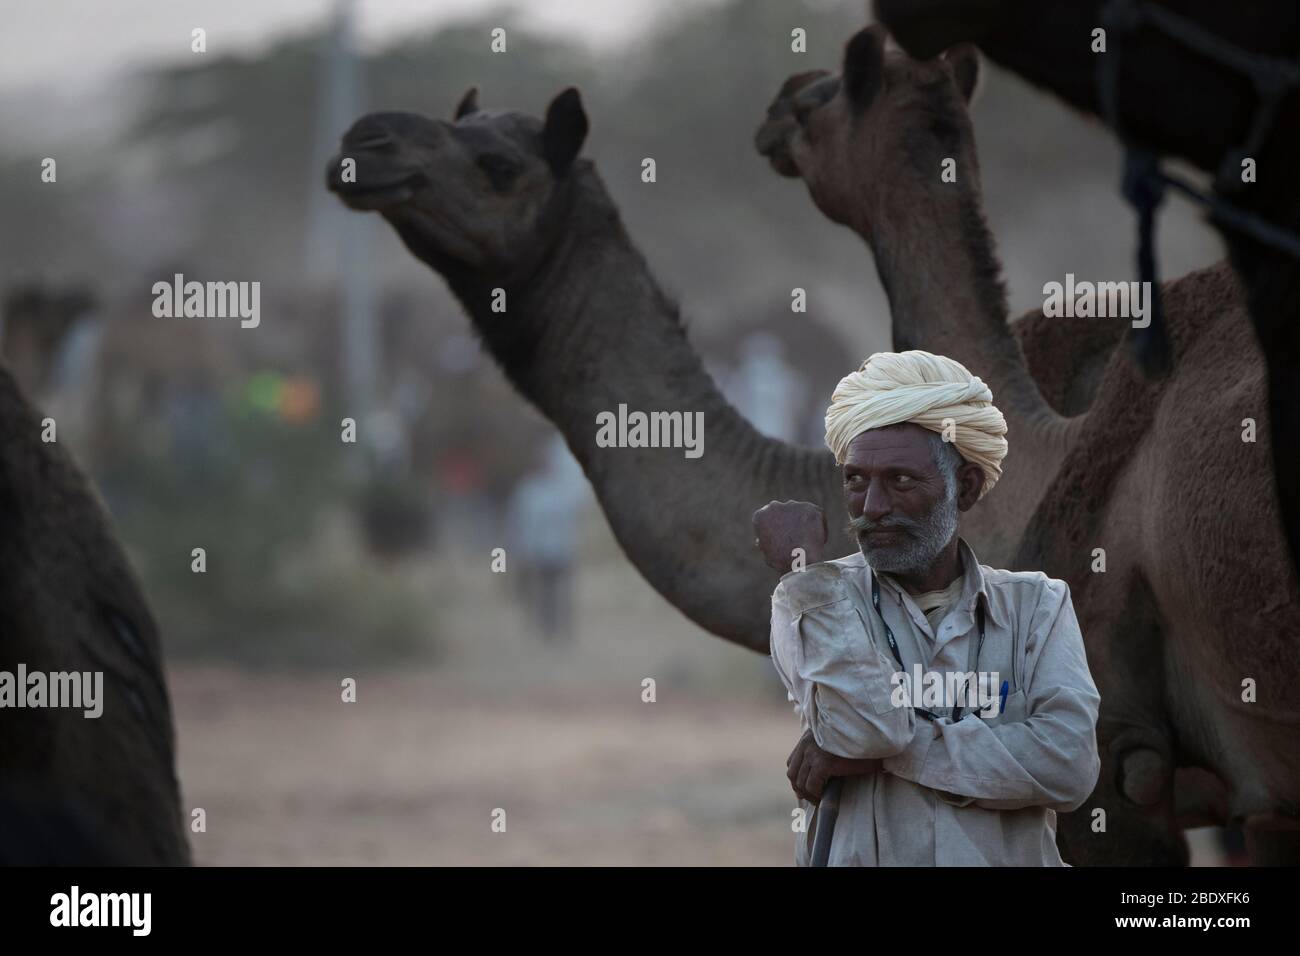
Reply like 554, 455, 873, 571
543, 87, 589, 176
843, 25, 886, 112
944, 44, 982, 104
956, 461, 985, 511
454, 86, 480, 120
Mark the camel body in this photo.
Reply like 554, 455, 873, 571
0, 362, 189, 864
875, 0, 1300, 628
1017, 260, 1300, 861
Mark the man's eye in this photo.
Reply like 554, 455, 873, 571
477, 154, 520, 190
895, 475, 914, 486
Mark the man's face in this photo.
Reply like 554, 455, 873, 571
842, 424, 958, 574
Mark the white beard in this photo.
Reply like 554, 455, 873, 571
853, 490, 959, 574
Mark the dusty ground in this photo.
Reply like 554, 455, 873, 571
173, 667, 799, 865
171, 533, 804, 865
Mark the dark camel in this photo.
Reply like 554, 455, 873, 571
328, 89, 837, 648
874, 0, 1300, 594
0, 360, 189, 864
759, 25, 1300, 865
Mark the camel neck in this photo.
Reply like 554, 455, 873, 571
421, 148, 1080, 644
440, 162, 843, 651
853, 152, 1075, 565
866, 172, 1057, 436
482, 164, 770, 469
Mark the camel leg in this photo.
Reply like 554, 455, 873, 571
1058, 723, 1188, 866
1174, 767, 1228, 828
1057, 574, 1189, 864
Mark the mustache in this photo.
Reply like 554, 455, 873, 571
847, 513, 922, 537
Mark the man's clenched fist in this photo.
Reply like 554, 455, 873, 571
752, 499, 827, 572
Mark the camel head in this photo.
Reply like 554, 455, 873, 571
327, 87, 590, 282
755, 25, 981, 233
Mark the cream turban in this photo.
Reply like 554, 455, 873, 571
824, 350, 1008, 499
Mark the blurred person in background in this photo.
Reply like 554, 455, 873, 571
506, 434, 588, 642
725, 331, 808, 443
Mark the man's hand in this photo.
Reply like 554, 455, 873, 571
752, 500, 827, 573
787, 730, 881, 804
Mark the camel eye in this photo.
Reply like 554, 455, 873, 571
477, 153, 520, 191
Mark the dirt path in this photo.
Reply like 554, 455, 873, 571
171, 666, 801, 865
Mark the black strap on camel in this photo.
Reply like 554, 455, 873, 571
1097, 0, 1300, 377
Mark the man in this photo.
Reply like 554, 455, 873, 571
753, 350, 1100, 866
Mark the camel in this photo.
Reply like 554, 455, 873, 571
323, 85, 1109, 654
873, 0, 1300, 588
327, 89, 837, 649
759, 26, 1300, 864
0, 359, 190, 864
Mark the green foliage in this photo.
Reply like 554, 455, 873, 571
109, 386, 437, 667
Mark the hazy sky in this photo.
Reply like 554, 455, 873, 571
0, 0, 725, 92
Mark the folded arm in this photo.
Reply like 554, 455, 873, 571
770, 563, 916, 760
881, 578, 1102, 812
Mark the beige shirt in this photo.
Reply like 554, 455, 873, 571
906, 574, 965, 633
769, 538, 1101, 866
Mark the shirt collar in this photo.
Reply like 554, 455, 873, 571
870, 537, 1006, 631
957, 537, 1006, 630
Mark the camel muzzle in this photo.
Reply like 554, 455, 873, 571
325, 158, 420, 211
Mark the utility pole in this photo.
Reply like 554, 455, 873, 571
305, 0, 379, 466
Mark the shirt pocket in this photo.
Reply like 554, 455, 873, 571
981, 688, 1027, 728
795, 598, 901, 718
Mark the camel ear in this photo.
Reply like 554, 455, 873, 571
944, 44, 982, 104
874, 0, 1001, 59
843, 26, 886, 113
454, 86, 480, 120
543, 87, 589, 176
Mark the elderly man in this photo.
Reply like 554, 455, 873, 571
753, 350, 1100, 866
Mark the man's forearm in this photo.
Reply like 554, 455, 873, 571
830, 755, 883, 776
771, 566, 917, 759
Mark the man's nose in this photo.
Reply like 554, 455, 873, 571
862, 478, 891, 521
